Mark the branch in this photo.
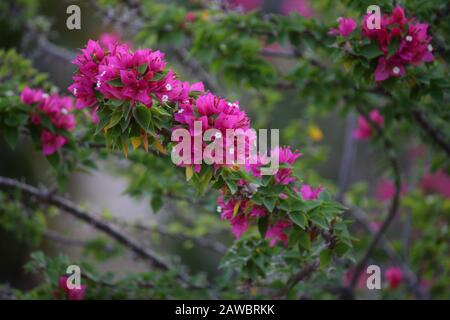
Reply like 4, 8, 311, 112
349, 106, 402, 292
273, 260, 320, 298
0, 176, 171, 271
346, 205, 430, 299
411, 110, 450, 156
111, 217, 227, 255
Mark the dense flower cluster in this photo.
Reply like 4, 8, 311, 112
20, 87, 75, 155
69, 38, 192, 112
173, 91, 252, 172
66, 38, 326, 245
330, 6, 434, 81
218, 146, 324, 244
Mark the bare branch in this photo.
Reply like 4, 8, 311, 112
411, 110, 450, 156
349, 106, 401, 292
273, 260, 320, 298
0, 176, 171, 271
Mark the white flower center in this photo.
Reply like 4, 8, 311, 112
215, 132, 222, 139
428, 44, 433, 52
162, 95, 169, 103
177, 109, 184, 114
73, 88, 77, 96
392, 67, 400, 75
216, 206, 222, 213
96, 80, 101, 88
165, 84, 172, 91
61, 108, 69, 115
406, 35, 413, 42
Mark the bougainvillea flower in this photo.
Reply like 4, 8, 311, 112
386, 267, 403, 289
217, 191, 267, 239
298, 184, 324, 200
40, 130, 68, 156
20, 87, 44, 105
353, 109, 384, 140
420, 170, 450, 198
329, 17, 357, 37
265, 220, 291, 246
58, 275, 86, 300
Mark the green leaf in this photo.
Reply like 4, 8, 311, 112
152, 72, 166, 81
309, 209, 328, 229
137, 64, 148, 75
46, 152, 60, 168
388, 37, 401, 58
132, 105, 151, 132
224, 177, 238, 194
298, 230, 311, 251
258, 216, 269, 238
185, 166, 194, 181
359, 41, 383, 60
105, 109, 123, 130
95, 115, 110, 135
40, 115, 55, 133
320, 249, 333, 269
2, 126, 18, 149
108, 78, 123, 87
289, 212, 307, 230
151, 196, 163, 213
262, 196, 277, 212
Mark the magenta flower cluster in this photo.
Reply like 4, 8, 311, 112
20, 87, 75, 156
218, 146, 323, 245
65, 37, 324, 245
330, 6, 434, 82
68, 38, 194, 113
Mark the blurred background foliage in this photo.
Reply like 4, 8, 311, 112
0, 0, 448, 299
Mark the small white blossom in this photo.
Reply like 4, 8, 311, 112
428, 44, 433, 52
216, 206, 222, 213
392, 67, 400, 75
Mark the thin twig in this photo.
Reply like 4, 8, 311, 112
273, 261, 320, 298
0, 176, 170, 271
411, 110, 450, 156
349, 106, 401, 292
